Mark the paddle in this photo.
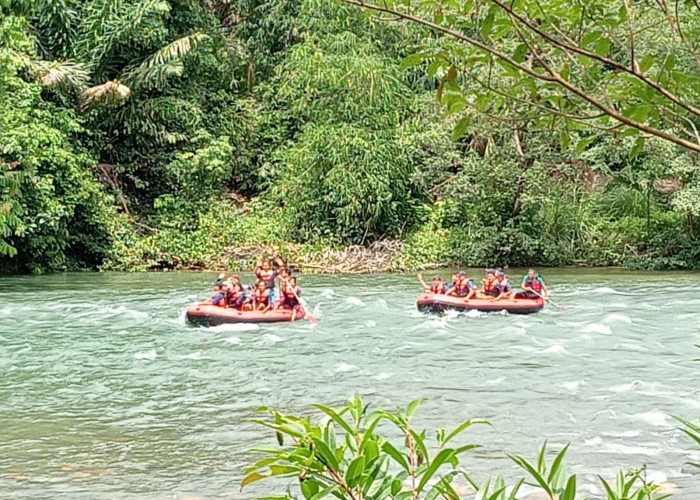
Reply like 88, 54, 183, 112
281, 277, 318, 323
531, 290, 565, 310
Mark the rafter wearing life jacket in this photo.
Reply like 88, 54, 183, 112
482, 269, 501, 298
252, 280, 272, 310
227, 283, 247, 310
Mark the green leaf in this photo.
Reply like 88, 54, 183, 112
630, 136, 645, 157
481, 7, 496, 39
546, 444, 569, 483
451, 116, 471, 141
618, 4, 628, 22
562, 474, 577, 500
312, 403, 356, 436
639, 54, 655, 73
241, 471, 271, 487
345, 456, 366, 487
382, 441, 410, 471
406, 398, 426, 419
594, 37, 611, 57
512, 43, 528, 63
442, 418, 489, 445
391, 478, 403, 495
401, 53, 427, 70
417, 448, 455, 492
301, 479, 319, 499
269, 465, 299, 476
581, 30, 602, 47
312, 438, 339, 470
560, 130, 571, 151
509, 454, 554, 497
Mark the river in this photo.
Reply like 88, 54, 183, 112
0, 269, 698, 499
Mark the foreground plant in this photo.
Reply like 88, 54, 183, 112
244, 396, 673, 499
244, 396, 488, 499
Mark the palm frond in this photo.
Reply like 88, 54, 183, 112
29, 60, 90, 90
122, 60, 184, 90
80, 80, 131, 111
143, 32, 210, 68
120, 32, 209, 90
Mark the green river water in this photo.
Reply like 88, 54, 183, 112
0, 269, 699, 499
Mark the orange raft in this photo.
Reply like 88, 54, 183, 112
416, 293, 544, 315
185, 303, 305, 326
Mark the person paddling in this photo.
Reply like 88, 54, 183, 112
521, 268, 549, 299
417, 273, 448, 294
447, 271, 477, 299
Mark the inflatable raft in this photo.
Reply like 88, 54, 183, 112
185, 303, 305, 326
416, 293, 544, 315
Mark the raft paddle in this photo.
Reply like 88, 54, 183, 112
282, 277, 318, 323
532, 290, 565, 310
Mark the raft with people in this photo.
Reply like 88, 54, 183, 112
416, 268, 549, 315
186, 256, 314, 326
185, 303, 305, 326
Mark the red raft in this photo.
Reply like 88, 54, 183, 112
416, 293, 544, 315
185, 303, 305, 326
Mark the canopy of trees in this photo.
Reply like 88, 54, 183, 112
0, 0, 699, 272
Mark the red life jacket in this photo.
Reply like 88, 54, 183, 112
430, 282, 446, 294
483, 277, 499, 294
525, 277, 543, 292
228, 290, 245, 308
254, 288, 270, 304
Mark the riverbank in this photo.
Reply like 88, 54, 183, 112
100, 198, 700, 274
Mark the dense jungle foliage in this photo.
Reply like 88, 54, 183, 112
1, 0, 699, 273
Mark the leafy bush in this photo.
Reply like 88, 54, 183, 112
271, 123, 427, 245
244, 396, 673, 500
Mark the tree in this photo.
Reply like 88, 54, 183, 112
340, 0, 700, 153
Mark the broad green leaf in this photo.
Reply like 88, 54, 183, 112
639, 54, 655, 73
311, 438, 339, 470
241, 471, 271, 487
581, 30, 602, 47
301, 479, 319, 499
382, 441, 410, 471
417, 448, 455, 492
481, 7, 496, 39
562, 474, 577, 500
630, 137, 645, 157
406, 398, 426, 419
547, 444, 569, 483
312, 403, 356, 436
401, 53, 427, 70
594, 37, 611, 57
345, 456, 366, 486
451, 116, 471, 141
442, 418, 489, 445
512, 43, 528, 63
